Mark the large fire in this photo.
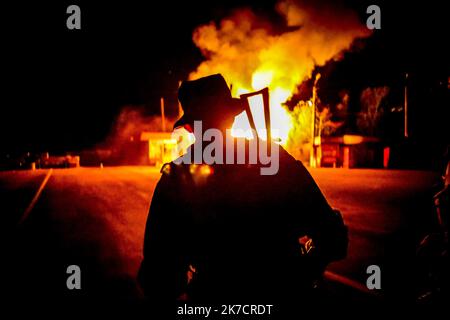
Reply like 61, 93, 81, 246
231, 70, 293, 145
189, 0, 371, 157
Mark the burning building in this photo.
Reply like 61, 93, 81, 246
188, 0, 372, 165
139, 131, 177, 167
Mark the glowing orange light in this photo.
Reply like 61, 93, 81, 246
230, 71, 293, 146
199, 164, 213, 176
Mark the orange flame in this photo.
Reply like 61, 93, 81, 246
230, 72, 292, 145
190, 0, 371, 156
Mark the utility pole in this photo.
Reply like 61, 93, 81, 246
178, 80, 184, 119
160, 97, 166, 132
310, 73, 321, 167
404, 73, 408, 138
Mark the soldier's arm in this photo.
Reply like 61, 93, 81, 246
291, 160, 348, 262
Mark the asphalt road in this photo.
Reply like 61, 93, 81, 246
309, 168, 439, 303
1, 166, 440, 307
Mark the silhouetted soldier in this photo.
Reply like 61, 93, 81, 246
138, 74, 347, 309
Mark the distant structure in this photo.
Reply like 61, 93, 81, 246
140, 132, 177, 167
319, 135, 385, 168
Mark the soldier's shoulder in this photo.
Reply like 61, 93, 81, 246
160, 162, 172, 175
275, 145, 311, 179
278, 145, 305, 167
160, 161, 190, 176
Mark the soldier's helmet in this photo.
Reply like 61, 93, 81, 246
174, 74, 245, 129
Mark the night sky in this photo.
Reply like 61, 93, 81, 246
2, 0, 448, 154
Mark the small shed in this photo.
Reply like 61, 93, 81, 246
140, 132, 177, 166
319, 135, 386, 168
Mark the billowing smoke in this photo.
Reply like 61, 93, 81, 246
106, 106, 174, 146
190, 0, 370, 95
189, 0, 371, 159
82, 106, 175, 166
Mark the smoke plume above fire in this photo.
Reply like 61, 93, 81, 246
189, 0, 371, 151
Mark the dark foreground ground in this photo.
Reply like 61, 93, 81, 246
1, 166, 441, 314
